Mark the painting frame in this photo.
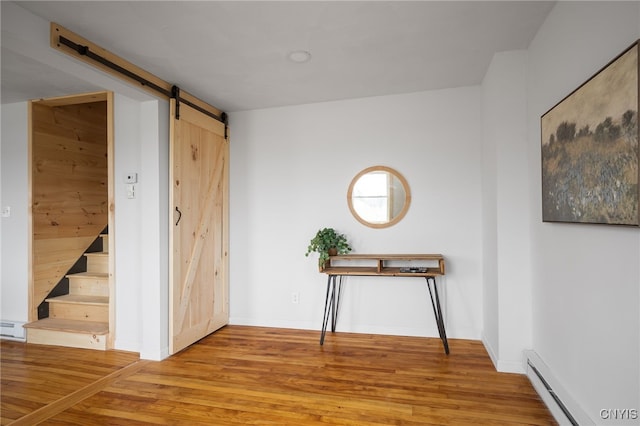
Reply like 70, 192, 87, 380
541, 40, 639, 227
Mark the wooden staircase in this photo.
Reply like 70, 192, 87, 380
24, 234, 111, 350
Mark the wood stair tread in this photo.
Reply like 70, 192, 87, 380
84, 252, 108, 257
46, 294, 108, 305
24, 318, 109, 334
66, 271, 108, 278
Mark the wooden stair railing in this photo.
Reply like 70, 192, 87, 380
24, 233, 110, 350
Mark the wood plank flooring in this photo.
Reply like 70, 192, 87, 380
0, 339, 139, 424
1, 326, 556, 425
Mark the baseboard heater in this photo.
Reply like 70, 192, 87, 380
0, 320, 26, 341
524, 350, 593, 426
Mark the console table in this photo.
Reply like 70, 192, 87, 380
319, 254, 449, 354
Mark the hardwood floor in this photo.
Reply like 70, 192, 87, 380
1, 326, 556, 425
0, 339, 139, 424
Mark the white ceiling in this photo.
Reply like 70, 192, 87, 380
2, 1, 555, 112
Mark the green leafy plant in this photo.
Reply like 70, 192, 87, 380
305, 227, 352, 268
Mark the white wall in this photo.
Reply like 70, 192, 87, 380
527, 2, 640, 424
0, 102, 29, 324
482, 50, 532, 373
111, 95, 169, 359
113, 94, 142, 351
138, 99, 170, 360
0, 3, 169, 359
229, 87, 483, 340
113, 96, 170, 358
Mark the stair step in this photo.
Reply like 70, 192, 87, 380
24, 318, 108, 350
67, 272, 109, 297
46, 294, 109, 305
24, 318, 109, 333
45, 295, 108, 322
67, 271, 108, 278
84, 252, 108, 273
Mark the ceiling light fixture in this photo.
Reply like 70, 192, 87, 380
288, 50, 312, 63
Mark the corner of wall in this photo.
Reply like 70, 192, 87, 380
139, 345, 170, 361
481, 332, 499, 370
481, 48, 532, 375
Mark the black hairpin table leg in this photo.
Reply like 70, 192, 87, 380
426, 276, 450, 355
320, 275, 343, 345
331, 276, 343, 332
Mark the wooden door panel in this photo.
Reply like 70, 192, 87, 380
170, 100, 228, 354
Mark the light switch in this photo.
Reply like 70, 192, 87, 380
126, 184, 135, 199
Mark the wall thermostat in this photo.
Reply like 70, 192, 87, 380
124, 173, 138, 184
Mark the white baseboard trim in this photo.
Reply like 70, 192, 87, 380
523, 350, 594, 426
480, 334, 525, 374
114, 338, 139, 352
229, 317, 319, 331
230, 317, 479, 341
139, 346, 169, 361
497, 359, 525, 374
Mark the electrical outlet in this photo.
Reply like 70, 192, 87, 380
291, 292, 299, 304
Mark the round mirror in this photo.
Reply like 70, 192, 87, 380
347, 166, 411, 228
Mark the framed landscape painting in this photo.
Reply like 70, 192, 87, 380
541, 40, 639, 226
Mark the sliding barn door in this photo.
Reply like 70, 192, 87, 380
169, 100, 229, 354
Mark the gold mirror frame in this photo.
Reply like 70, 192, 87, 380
347, 165, 411, 228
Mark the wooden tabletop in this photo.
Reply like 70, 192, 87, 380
321, 254, 445, 276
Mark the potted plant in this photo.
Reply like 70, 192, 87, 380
305, 227, 352, 270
